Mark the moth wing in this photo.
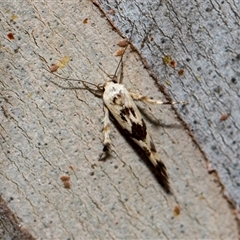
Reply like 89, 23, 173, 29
103, 82, 170, 192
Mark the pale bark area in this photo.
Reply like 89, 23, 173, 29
0, 0, 239, 239
97, 0, 240, 212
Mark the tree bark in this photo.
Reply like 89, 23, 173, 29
0, 0, 239, 239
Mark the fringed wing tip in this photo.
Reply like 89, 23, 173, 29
155, 161, 172, 194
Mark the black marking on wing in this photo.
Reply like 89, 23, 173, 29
131, 119, 147, 141
155, 161, 171, 193
113, 93, 122, 105
143, 144, 170, 193
120, 107, 129, 122
112, 89, 125, 106
142, 146, 151, 157
129, 108, 136, 117
150, 140, 157, 153
120, 107, 136, 122
120, 113, 127, 122
120, 107, 136, 117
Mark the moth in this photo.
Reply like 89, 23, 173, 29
47, 43, 186, 193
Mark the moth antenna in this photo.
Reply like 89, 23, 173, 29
111, 46, 128, 83
44, 67, 103, 96
45, 68, 99, 87
112, 24, 135, 83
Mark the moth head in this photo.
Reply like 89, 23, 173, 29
103, 80, 116, 90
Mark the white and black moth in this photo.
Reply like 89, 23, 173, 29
102, 81, 171, 192
48, 44, 186, 193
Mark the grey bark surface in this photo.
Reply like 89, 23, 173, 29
97, 0, 240, 212
0, 0, 239, 239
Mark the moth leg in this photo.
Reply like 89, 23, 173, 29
99, 106, 112, 160
129, 92, 188, 105
103, 106, 111, 149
